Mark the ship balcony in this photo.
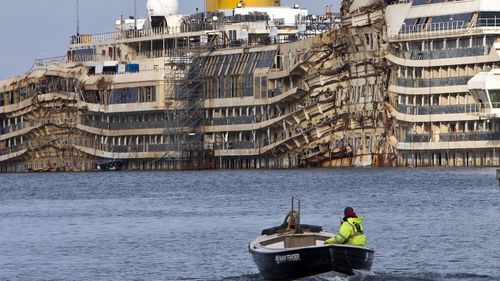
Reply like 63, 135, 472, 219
388, 18, 500, 41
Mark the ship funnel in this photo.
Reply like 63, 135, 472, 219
147, 0, 179, 16
205, 0, 281, 12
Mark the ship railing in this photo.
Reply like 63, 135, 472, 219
34, 54, 106, 67
399, 20, 467, 35
70, 23, 325, 46
490, 102, 500, 108
0, 123, 23, 134
0, 145, 25, 156
67, 44, 305, 68
63, 49, 193, 64
88, 67, 167, 76
34, 56, 69, 69
81, 120, 166, 130
70, 27, 183, 45
397, 104, 482, 115
389, 18, 500, 40
408, 46, 486, 60
104, 143, 199, 153
129, 49, 178, 60
1, 117, 80, 134
439, 131, 500, 142
214, 141, 255, 150
477, 17, 500, 28
396, 76, 473, 88
208, 116, 255, 126
39, 30, 318, 69
403, 131, 500, 143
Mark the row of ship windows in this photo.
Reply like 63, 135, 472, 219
404, 121, 496, 132
204, 75, 254, 99
349, 84, 384, 104
91, 135, 171, 146
200, 51, 276, 78
401, 12, 500, 33
397, 63, 497, 80
401, 120, 498, 140
0, 83, 156, 107
396, 93, 483, 115
81, 87, 156, 104
210, 105, 285, 117
211, 131, 291, 149
0, 112, 165, 134
203, 75, 294, 100
411, 0, 465, 5
81, 103, 297, 129
0, 135, 178, 155
398, 93, 476, 107
487, 90, 500, 106
1, 116, 24, 129
398, 36, 495, 52
0, 101, 295, 134
0, 137, 24, 151
0, 134, 191, 147
83, 112, 167, 124
0, 77, 80, 106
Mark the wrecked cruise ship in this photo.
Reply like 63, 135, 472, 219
0, 0, 499, 172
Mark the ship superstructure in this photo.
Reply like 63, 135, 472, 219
0, 0, 499, 172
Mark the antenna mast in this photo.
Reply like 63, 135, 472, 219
76, 0, 80, 35
134, 0, 138, 30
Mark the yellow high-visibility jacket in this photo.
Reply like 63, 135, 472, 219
325, 216, 367, 247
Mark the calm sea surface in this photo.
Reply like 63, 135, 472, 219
0, 168, 499, 281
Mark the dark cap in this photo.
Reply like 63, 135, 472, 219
344, 207, 354, 216
344, 207, 357, 218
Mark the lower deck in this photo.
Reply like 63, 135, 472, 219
398, 148, 500, 167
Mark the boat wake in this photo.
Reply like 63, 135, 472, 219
333, 272, 496, 281
219, 273, 263, 280
217, 271, 497, 281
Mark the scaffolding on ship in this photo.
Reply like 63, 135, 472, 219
160, 35, 223, 169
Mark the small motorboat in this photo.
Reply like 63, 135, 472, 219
249, 197, 374, 280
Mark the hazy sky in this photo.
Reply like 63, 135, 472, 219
0, 0, 340, 80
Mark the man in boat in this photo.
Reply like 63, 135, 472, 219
324, 207, 367, 247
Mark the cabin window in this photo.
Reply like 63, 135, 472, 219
364, 34, 373, 50
411, 0, 430, 5
489, 90, 500, 108
228, 30, 237, 41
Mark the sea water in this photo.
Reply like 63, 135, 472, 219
0, 168, 499, 281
